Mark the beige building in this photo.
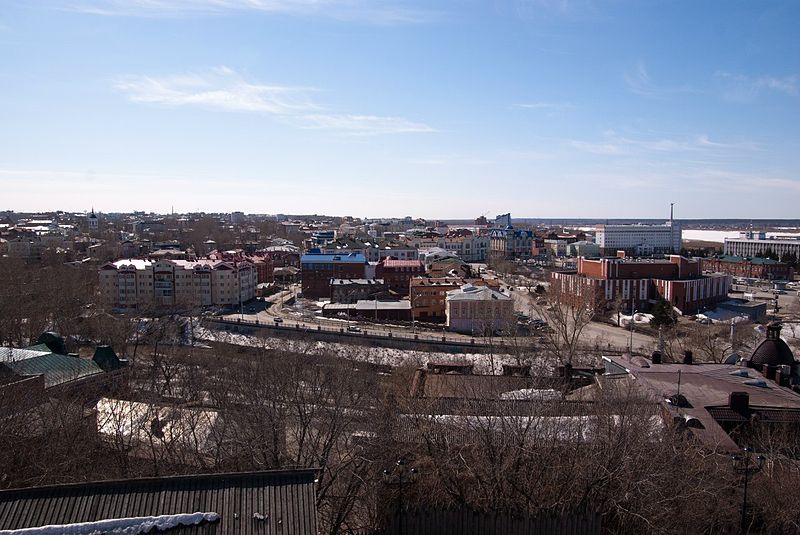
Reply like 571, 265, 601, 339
445, 284, 514, 335
99, 258, 256, 310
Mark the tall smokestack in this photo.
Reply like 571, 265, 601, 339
669, 202, 676, 254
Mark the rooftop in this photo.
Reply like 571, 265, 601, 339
300, 253, 366, 263
0, 469, 318, 534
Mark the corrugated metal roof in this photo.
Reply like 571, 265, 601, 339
0, 347, 50, 363
7, 353, 103, 388
0, 469, 318, 534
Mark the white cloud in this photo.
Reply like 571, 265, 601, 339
64, 0, 433, 23
623, 62, 696, 98
115, 66, 434, 135
115, 67, 316, 114
714, 71, 799, 102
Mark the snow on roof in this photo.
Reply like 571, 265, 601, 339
0, 512, 220, 534
446, 285, 510, 301
111, 259, 152, 270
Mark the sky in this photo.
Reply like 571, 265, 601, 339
1, 0, 799, 219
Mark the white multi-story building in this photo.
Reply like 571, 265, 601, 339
596, 221, 681, 256
445, 284, 514, 335
404, 230, 489, 262
724, 231, 800, 259
99, 258, 256, 310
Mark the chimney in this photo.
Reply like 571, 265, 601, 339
683, 350, 693, 365
651, 351, 662, 365
764, 365, 777, 381
729, 391, 750, 414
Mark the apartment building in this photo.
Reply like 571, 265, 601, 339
489, 225, 535, 260
99, 258, 256, 310
404, 229, 489, 262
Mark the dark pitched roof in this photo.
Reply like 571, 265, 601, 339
0, 469, 318, 534
750, 322, 795, 367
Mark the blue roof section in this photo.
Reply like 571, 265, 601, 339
301, 253, 367, 263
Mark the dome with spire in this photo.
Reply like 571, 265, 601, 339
750, 322, 795, 368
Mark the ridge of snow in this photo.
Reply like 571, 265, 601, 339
0, 512, 220, 535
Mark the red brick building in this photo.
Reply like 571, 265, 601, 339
700, 255, 794, 281
375, 258, 425, 296
300, 253, 366, 298
551, 255, 730, 314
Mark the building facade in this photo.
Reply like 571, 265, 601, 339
300, 253, 367, 298
375, 258, 425, 296
723, 231, 800, 260
99, 258, 256, 309
700, 255, 794, 281
595, 221, 681, 256
489, 226, 535, 260
551, 255, 731, 314
445, 284, 514, 335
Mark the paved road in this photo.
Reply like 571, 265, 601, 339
505, 282, 656, 352
222, 281, 652, 352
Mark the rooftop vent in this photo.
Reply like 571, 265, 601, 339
743, 379, 769, 388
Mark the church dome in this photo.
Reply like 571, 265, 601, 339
750, 322, 795, 368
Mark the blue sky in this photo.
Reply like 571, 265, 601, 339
1, 0, 798, 218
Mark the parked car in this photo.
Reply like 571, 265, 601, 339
273, 317, 283, 324
347, 326, 362, 333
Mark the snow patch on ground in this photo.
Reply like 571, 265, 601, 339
194, 326, 546, 374
0, 512, 220, 535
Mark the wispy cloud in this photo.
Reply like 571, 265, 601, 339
714, 71, 799, 102
64, 0, 433, 23
115, 66, 434, 135
298, 114, 435, 135
568, 130, 758, 156
517, 101, 573, 111
507, 0, 601, 22
115, 66, 316, 114
623, 62, 695, 98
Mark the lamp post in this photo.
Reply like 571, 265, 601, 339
732, 447, 765, 535
629, 308, 637, 353
382, 459, 418, 535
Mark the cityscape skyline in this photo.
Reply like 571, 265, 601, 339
2, 1, 799, 217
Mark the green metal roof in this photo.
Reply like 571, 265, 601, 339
6, 353, 103, 389
714, 255, 783, 265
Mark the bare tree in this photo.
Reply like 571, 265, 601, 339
530, 279, 597, 367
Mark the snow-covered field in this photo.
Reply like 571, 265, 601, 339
194, 326, 546, 375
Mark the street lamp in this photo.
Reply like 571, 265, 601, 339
629, 308, 637, 353
732, 447, 765, 535
382, 459, 418, 535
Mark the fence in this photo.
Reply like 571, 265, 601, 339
367, 508, 601, 535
